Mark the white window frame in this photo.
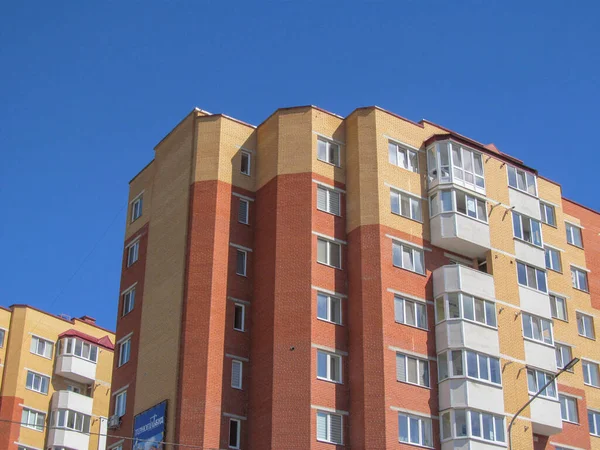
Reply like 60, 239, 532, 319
316, 411, 343, 445
440, 409, 505, 443
317, 138, 341, 167
130, 194, 143, 222
231, 360, 243, 389
240, 151, 251, 176
438, 349, 501, 385
555, 343, 573, 370
396, 352, 430, 388
51, 408, 91, 433
30, 335, 53, 359
517, 261, 548, 293
126, 240, 139, 267
233, 303, 245, 332
317, 238, 342, 269
316, 350, 343, 384
392, 241, 425, 275
566, 222, 583, 248
236, 249, 247, 276
388, 141, 419, 173
560, 394, 579, 423
435, 293, 497, 328
429, 189, 487, 223
545, 247, 562, 272
115, 390, 127, 417
550, 294, 567, 321
398, 412, 433, 447
507, 165, 537, 196
317, 293, 342, 325
589, 409, 600, 436
229, 418, 241, 449
21, 408, 45, 432
122, 286, 135, 316
118, 338, 131, 367
577, 312, 595, 339
317, 185, 341, 216
512, 211, 543, 247
527, 368, 558, 399
390, 189, 422, 222
540, 202, 556, 227
571, 266, 589, 292
522, 312, 553, 345
0, 328, 5, 348
59, 337, 98, 363
450, 142, 486, 189
394, 296, 427, 330
25, 370, 50, 395
582, 360, 600, 388
238, 198, 249, 224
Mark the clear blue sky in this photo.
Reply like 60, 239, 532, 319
1, 2, 599, 331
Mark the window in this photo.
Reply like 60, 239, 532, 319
317, 138, 340, 166
527, 368, 557, 398
229, 418, 241, 449
560, 395, 578, 423
507, 165, 537, 196
317, 238, 341, 269
118, 338, 131, 367
512, 212, 543, 247
392, 241, 425, 275
317, 293, 342, 325
122, 287, 135, 316
571, 267, 589, 292
317, 185, 341, 216
396, 352, 429, 388
233, 303, 245, 331
240, 151, 251, 175
589, 410, 600, 436
550, 294, 567, 321
517, 261, 547, 293
390, 189, 422, 221
438, 350, 501, 385
388, 141, 418, 173
540, 202, 556, 226
236, 250, 247, 276
522, 313, 553, 344
577, 312, 595, 339
67, 385, 82, 394
583, 360, 600, 387
60, 338, 98, 362
317, 350, 342, 383
21, 408, 45, 431
51, 409, 91, 433
131, 195, 143, 222
435, 293, 497, 327
545, 247, 562, 272
231, 360, 243, 389
566, 223, 583, 248
451, 143, 485, 189
398, 413, 432, 447
440, 409, 505, 443
429, 189, 487, 222
556, 343, 573, 370
316, 411, 343, 445
0, 329, 4, 347
25, 371, 49, 394
394, 296, 427, 330
115, 390, 127, 417
238, 198, 249, 224
30, 336, 53, 359
126, 240, 139, 267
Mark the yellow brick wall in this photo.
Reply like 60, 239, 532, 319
126, 161, 155, 241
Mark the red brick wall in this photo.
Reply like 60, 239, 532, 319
0, 396, 23, 449
544, 384, 591, 449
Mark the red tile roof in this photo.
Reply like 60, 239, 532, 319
58, 329, 114, 351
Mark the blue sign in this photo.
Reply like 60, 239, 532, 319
133, 401, 167, 450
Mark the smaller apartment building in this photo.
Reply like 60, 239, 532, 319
0, 304, 115, 450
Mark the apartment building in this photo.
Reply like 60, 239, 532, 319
0, 304, 115, 450
107, 105, 600, 450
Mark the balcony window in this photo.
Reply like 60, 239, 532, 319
389, 141, 418, 173
429, 189, 487, 222
59, 338, 98, 363
51, 409, 91, 433
507, 165, 537, 196
512, 212, 543, 247
438, 349, 501, 385
527, 368, 557, 399
440, 409, 505, 443
435, 293, 496, 327
517, 261, 547, 293
427, 141, 485, 191
540, 202, 556, 227
522, 313, 553, 345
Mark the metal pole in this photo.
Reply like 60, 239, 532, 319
507, 358, 579, 450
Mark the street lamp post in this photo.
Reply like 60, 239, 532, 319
507, 358, 580, 450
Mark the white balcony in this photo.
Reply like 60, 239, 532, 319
530, 396, 563, 436
514, 240, 546, 268
430, 213, 490, 259
439, 378, 504, 415
433, 265, 495, 301
519, 286, 551, 318
52, 390, 93, 417
442, 439, 507, 450
55, 355, 96, 384
436, 321, 500, 356
47, 427, 90, 449
524, 340, 557, 373
509, 187, 540, 219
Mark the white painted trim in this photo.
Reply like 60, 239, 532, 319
111, 384, 129, 396
311, 285, 347, 298
500, 354, 526, 365
491, 247, 516, 259
18, 404, 47, 415
388, 345, 436, 362
549, 290, 570, 300
24, 367, 52, 379
130, 190, 145, 204
120, 282, 137, 295
312, 231, 347, 245
14, 442, 42, 450
575, 309, 597, 319
384, 182, 427, 201
559, 392, 583, 401
311, 405, 349, 415
385, 234, 432, 252
126, 236, 141, 247
227, 296, 251, 305
386, 288, 431, 305
383, 135, 423, 153
223, 412, 247, 420
225, 353, 249, 363
539, 198, 560, 208
581, 357, 600, 367
229, 242, 253, 252
570, 263, 590, 273
553, 340, 574, 348
232, 191, 255, 202
28, 333, 55, 344
544, 243, 565, 253
313, 131, 345, 146
312, 343, 348, 357
234, 145, 255, 154
549, 442, 586, 450
443, 253, 473, 266
116, 332, 133, 345
390, 406, 438, 420
565, 220, 584, 229
312, 179, 346, 194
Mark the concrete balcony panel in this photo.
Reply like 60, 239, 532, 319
524, 340, 557, 373
514, 240, 546, 268
55, 355, 96, 384
439, 378, 504, 414
433, 265, 495, 300
436, 321, 500, 356
51, 390, 93, 416
442, 439, 506, 450
509, 188, 541, 219
530, 396, 563, 436
431, 213, 491, 259
519, 287, 551, 318
47, 427, 90, 449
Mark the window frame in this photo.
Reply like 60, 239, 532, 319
233, 303, 245, 332
565, 222, 583, 248
560, 394, 579, 423
516, 261, 548, 293
238, 198, 249, 224
507, 165, 538, 196
440, 409, 505, 443
522, 312, 554, 345
30, 335, 53, 359
388, 141, 419, 173
396, 352, 430, 388
582, 360, 600, 388
398, 412, 433, 447
229, 418, 241, 449
429, 188, 488, 223
122, 286, 135, 316
317, 138, 341, 167
130, 194, 143, 223
577, 312, 595, 340
527, 368, 558, 399
392, 241, 425, 275
317, 185, 342, 216
317, 237, 342, 269
390, 189, 422, 222
59, 337, 98, 363
394, 295, 427, 330
115, 390, 127, 417
316, 350, 343, 384
438, 349, 502, 386
236, 249, 247, 276
25, 370, 50, 395
231, 360, 243, 390
589, 409, 600, 436
540, 202, 556, 227
126, 240, 139, 267
316, 411, 343, 445
435, 293, 497, 328
118, 338, 131, 367
21, 408, 45, 432
240, 151, 251, 176
555, 343, 573, 370
571, 266, 589, 292
51, 408, 91, 433
549, 294, 568, 322
512, 211, 543, 247
450, 142, 486, 190
317, 292, 342, 325
545, 247, 562, 272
